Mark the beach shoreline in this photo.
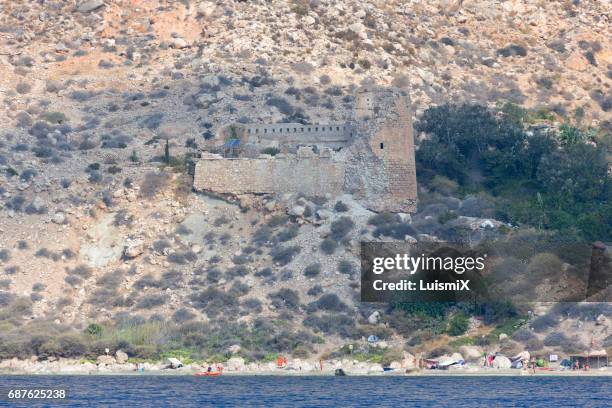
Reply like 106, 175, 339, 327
2, 368, 610, 377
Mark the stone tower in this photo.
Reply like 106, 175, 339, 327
344, 86, 417, 213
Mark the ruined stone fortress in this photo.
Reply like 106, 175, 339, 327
193, 86, 417, 213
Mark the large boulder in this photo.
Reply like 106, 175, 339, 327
368, 311, 381, 325
492, 355, 511, 369
115, 350, 128, 364
401, 352, 417, 369
96, 355, 115, 366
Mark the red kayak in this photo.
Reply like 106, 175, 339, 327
195, 371, 222, 377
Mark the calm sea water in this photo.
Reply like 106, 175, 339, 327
0, 375, 610, 407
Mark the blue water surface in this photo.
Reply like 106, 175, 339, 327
0, 375, 610, 407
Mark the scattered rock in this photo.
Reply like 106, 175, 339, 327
303, 16, 316, 26
77, 0, 105, 13
170, 38, 189, 49
123, 239, 144, 259
367, 311, 381, 325
289, 205, 305, 217
51, 212, 66, 224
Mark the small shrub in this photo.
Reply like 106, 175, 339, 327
227, 265, 249, 279
67, 264, 93, 279
368, 213, 400, 226
214, 216, 230, 227
512, 328, 535, 342
303, 313, 356, 337
32, 283, 45, 292
133, 274, 160, 290
266, 97, 294, 115
338, 260, 353, 275
229, 281, 250, 296
16, 82, 31, 94
5, 266, 19, 275
307, 285, 323, 297
136, 294, 166, 309
172, 308, 195, 323
254, 267, 273, 278
57, 335, 87, 357
64, 275, 82, 287
525, 337, 544, 351
167, 251, 197, 264
269, 288, 301, 310
530, 314, 557, 333
304, 263, 321, 278
334, 201, 349, 212
267, 215, 289, 228
0, 249, 10, 262
497, 44, 527, 57
96, 270, 123, 289
543, 332, 567, 347
316, 293, 346, 311
153, 239, 172, 253
271, 245, 300, 266
280, 269, 294, 281
261, 147, 280, 156
35, 248, 52, 258
242, 298, 262, 313
232, 254, 251, 265
206, 267, 222, 283
252, 226, 274, 245
320, 238, 337, 254
447, 313, 469, 336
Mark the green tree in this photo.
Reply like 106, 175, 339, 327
447, 312, 469, 336
537, 142, 609, 203
85, 323, 103, 337
164, 139, 170, 164
558, 124, 584, 146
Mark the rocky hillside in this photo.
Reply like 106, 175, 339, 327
0, 1, 610, 363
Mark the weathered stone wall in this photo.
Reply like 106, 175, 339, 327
194, 150, 345, 196
240, 122, 352, 148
